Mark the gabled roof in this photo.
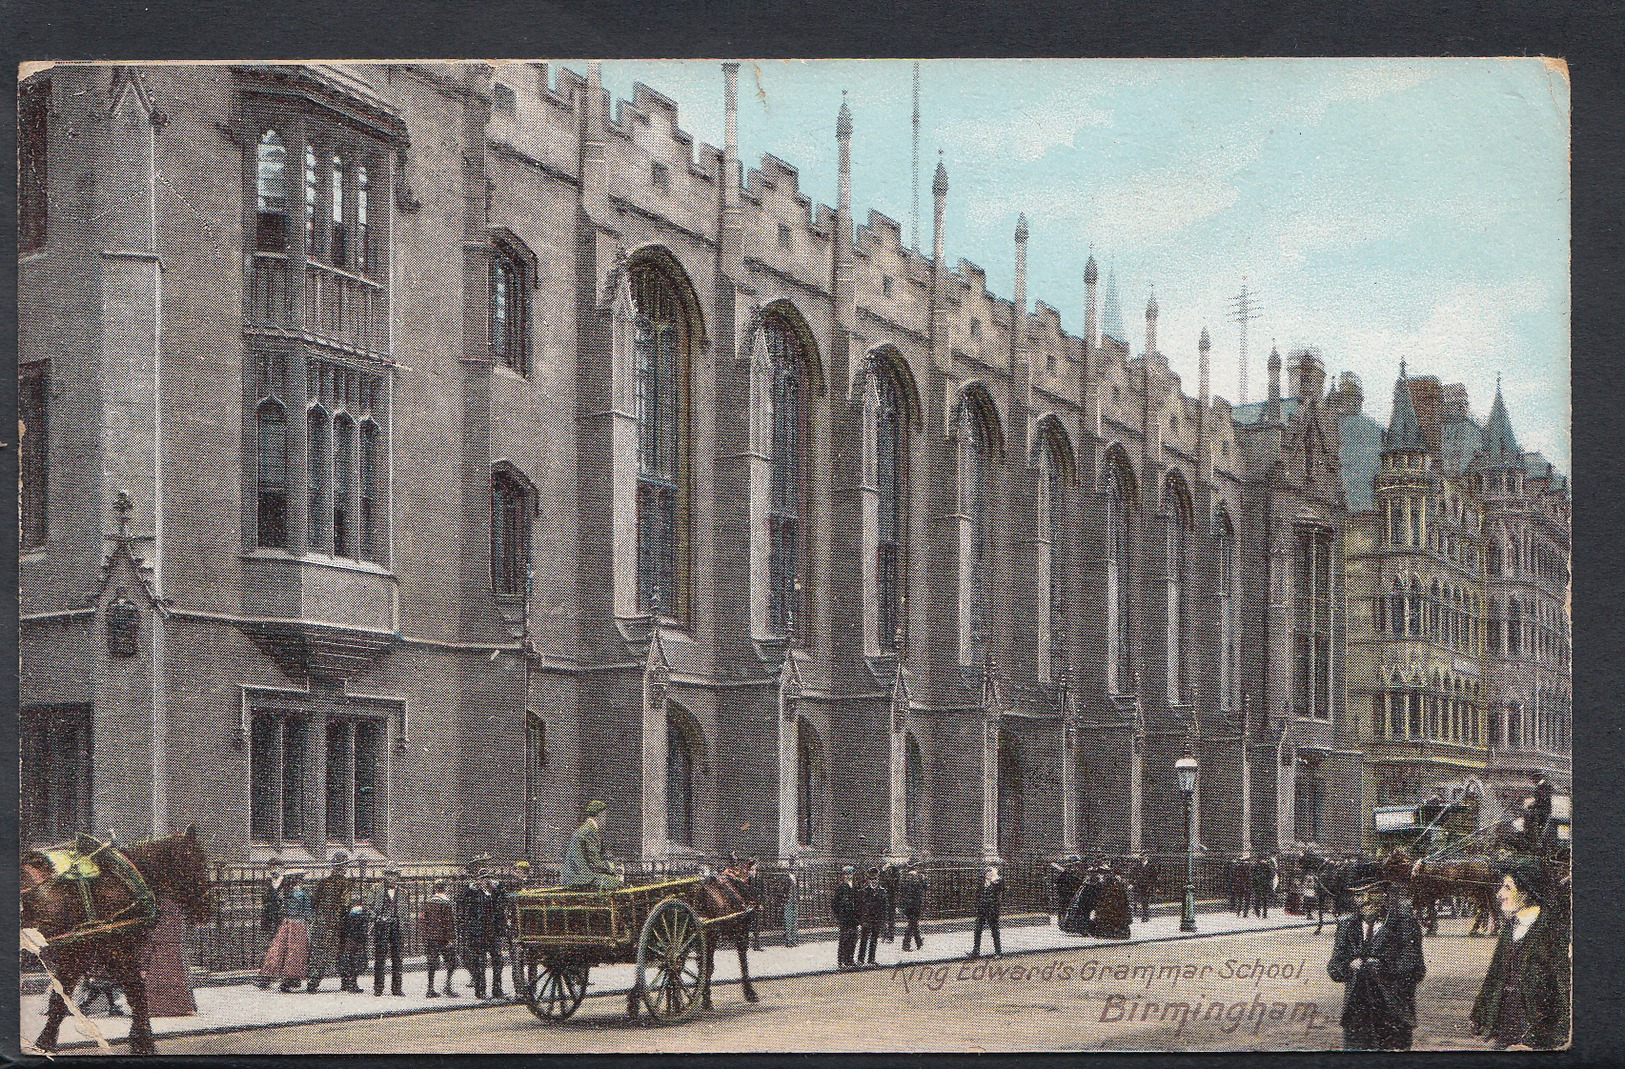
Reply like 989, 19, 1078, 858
1383, 368, 1426, 452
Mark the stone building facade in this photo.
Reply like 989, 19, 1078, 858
19, 61, 1362, 869
1343, 368, 1571, 846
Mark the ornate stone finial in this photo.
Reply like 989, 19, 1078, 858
114, 490, 135, 540
1015, 213, 1029, 243
649, 591, 663, 620
932, 150, 948, 197
837, 89, 852, 139
1199, 326, 1211, 351
1400, 356, 1408, 380
1147, 288, 1158, 317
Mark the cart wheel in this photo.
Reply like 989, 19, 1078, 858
524, 958, 588, 1022
635, 898, 705, 1023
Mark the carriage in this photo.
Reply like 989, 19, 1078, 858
513, 875, 753, 1025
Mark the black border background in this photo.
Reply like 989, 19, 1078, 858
2, 0, 1619, 1066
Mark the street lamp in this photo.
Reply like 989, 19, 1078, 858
1175, 753, 1199, 933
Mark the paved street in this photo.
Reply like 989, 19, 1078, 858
31, 915, 1506, 1055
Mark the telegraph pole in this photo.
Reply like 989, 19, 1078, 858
1229, 280, 1263, 405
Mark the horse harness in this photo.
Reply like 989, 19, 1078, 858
23, 834, 159, 947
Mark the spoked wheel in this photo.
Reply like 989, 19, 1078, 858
634, 898, 706, 1023
524, 957, 589, 1022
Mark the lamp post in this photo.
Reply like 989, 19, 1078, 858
1175, 753, 1199, 932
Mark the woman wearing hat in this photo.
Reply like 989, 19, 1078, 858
257, 869, 312, 992
1471, 860, 1570, 1049
1326, 864, 1426, 1050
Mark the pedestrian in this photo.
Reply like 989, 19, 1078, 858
899, 861, 927, 952
832, 865, 860, 969
420, 879, 461, 999
1231, 854, 1251, 917
455, 855, 486, 991
466, 869, 509, 1000
1522, 772, 1554, 854
858, 867, 888, 966
1470, 859, 1570, 1050
781, 855, 801, 947
370, 866, 407, 997
1326, 864, 1426, 1051
1252, 854, 1275, 918
881, 862, 901, 943
745, 859, 765, 952
1132, 854, 1157, 924
305, 851, 352, 992
968, 863, 1005, 959
259, 857, 288, 947
506, 861, 532, 997
336, 892, 370, 994
258, 869, 311, 992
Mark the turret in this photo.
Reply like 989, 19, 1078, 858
718, 62, 743, 281
580, 61, 608, 219
1082, 253, 1099, 352
1145, 290, 1158, 359
1263, 342, 1282, 423
1198, 326, 1211, 408
833, 92, 854, 330
1383, 360, 1427, 454
1012, 213, 1029, 369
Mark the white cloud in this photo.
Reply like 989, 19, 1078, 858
940, 97, 1112, 165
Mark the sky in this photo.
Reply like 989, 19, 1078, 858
589, 59, 1570, 474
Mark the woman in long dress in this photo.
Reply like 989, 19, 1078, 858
137, 894, 197, 1016
257, 871, 312, 992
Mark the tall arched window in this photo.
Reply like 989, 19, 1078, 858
333, 414, 354, 557
1214, 508, 1236, 708
1038, 422, 1071, 682
255, 131, 288, 251
307, 405, 329, 551
1294, 525, 1333, 719
1390, 578, 1405, 636
256, 400, 288, 548
303, 143, 318, 255
1406, 578, 1422, 636
955, 391, 996, 664
904, 732, 924, 849
491, 470, 531, 596
666, 708, 696, 846
1163, 476, 1192, 704
1103, 451, 1135, 694
796, 720, 823, 847
633, 262, 691, 618
766, 313, 809, 636
359, 421, 379, 560
1508, 598, 1523, 656
872, 359, 908, 651
329, 154, 347, 267
490, 244, 527, 374
355, 165, 370, 276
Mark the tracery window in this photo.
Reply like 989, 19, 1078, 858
872, 360, 908, 651
765, 314, 809, 636
491, 470, 531, 596
1163, 477, 1192, 705
954, 391, 996, 664
1293, 526, 1333, 719
1214, 509, 1237, 708
1103, 452, 1135, 694
633, 263, 691, 618
490, 243, 528, 374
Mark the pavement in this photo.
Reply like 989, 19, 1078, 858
21, 904, 1320, 1050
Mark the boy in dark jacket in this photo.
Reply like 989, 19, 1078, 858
420, 879, 461, 998
336, 893, 370, 993
968, 864, 1005, 958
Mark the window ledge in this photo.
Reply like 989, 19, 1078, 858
20, 548, 47, 563
242, 548, 397, 578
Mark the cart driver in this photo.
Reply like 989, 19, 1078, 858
562, 799, 625, 891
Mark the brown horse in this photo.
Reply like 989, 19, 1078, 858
619, 870, 760, 1019
21, 827, 212, 1055
1381, 849, 1496, 937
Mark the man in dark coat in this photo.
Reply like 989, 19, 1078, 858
1327, 865, 1427, 1050
898, 862, 927, 952
881, 863, 901, 943
858, 867, 888, 966
832, 866, 860, 969
1523, 773, 1553, 854
744, 860, 765, 952
968, 863, 1005, 958
1130, 854, 1158, 923
1231, 855, 1252, 917
305, 851, 353, 992
259, 857, 287, 940
369, 866, 407, 997
1252, 854, 1275, 918
465, 869, 509, 1000
1471, 859, 1570, 1049
337, 892, 370, 993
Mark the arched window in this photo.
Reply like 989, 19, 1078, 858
490, 244, 527, 374
996, 729, 1023, 861
1293, 525, 1333, 719
333, 414, 354, 557
633, 262, 691, 618
491, 470, 531, 596
355, 165, 370, 276
256, 400, 288, 548
1428, 580, 1442, 639
1390, 578, 1405, 636
904, 732, 925, 850
954, 390, 996, 664
1508, 598, 1523, 656
307, 405, 329, 551
1163, 475, 1192, 704
1214, 509, 1236, 708
303, 143, 318, 255
1103, 451, 1135, 694
1038, 421, 1072, 681
796, 720, 823, 847
1406, 578, 1422, 636
255, 131, 289, 251
666, 709, 695, 846
329, 154, 347, 267
359, 421, 379, 561
766, 313, 809, 636
872, 357, 909, 651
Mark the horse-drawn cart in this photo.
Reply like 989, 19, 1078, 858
513, 876, 750, 1025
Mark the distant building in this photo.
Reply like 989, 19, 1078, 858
1343, 367, 1570, 847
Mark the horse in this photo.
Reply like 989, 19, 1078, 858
622, 869, 760, 1018
21, 826, 212, 1055
1301, 855, 1366, 935
1381, 849, 1496, 937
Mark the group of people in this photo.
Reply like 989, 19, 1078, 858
831, 860, 934, 968
1328, 855, 1569, 1052
255, 851, 531, 1001
1227, 852, 1278, 917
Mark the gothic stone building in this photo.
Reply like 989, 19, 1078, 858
18, 62, 1361, 869
1343, 369, 1571, 846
